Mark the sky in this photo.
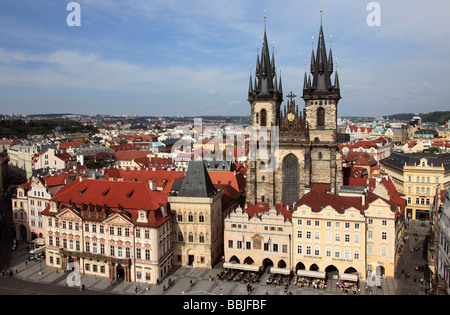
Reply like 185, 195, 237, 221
0, 0, 449, 117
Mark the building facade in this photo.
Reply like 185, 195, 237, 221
381, 152, 450, 220
41, 177, 175, 284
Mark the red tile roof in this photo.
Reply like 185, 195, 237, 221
43, 177, 173, 227
244, 202, 293, 222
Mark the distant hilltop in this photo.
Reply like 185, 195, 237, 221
341, 111, 450, 125
389, 111, 450, 124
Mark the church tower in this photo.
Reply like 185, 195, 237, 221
246, 15, 283, 206
302, 10, 342, 193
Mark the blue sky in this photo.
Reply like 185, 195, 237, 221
0, 0, 449, 117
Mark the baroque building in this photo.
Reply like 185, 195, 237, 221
246, 15, 342, 208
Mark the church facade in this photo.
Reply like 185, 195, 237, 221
246, 17, 343, 207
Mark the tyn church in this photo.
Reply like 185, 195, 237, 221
246, 15, 343, 207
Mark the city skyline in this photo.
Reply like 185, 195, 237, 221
0, 0, 449, 117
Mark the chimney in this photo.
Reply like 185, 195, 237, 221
148, 179, 156, 191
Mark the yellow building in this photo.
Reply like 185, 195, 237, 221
292, 183, 402, 281
381, 152, 450, 221
222, 179, 404, 282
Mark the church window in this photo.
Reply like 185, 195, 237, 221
317, 107, 325, 127
260, 109, 267, 127
282, 154, 299, 206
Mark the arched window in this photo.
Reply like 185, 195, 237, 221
282, 154, 299, 206
188, 213, 193, 222
199, 213, 204, 223
318, 152, 323, 160
260, 109, 267, 127
177, 212, 183, 222
317, 107, 325, 127
199, 233, 205, 243
188, 233, 194, 242
178, 231, 183, 242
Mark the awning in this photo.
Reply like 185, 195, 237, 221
296, 270, 326, 279
340, 273, 358, 282
270, 267, 291, 275
29, 246, 45, 255
223, 262, 261, 272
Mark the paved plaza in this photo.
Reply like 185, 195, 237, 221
0, 220, 430, 295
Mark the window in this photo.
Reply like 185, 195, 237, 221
335, 233, 341, 242
297, 230, 302, 239
117, 227, 122, 236
344, 249, 350, 259
188, 233, 193, 242
188, 213, 193, 222
344, 234, 350, 242
100, 244, 104, 255
260, 109, 267, 127
177, 212, 183, 221
136, 248, 141, 259
297, 245, 302, 254
145, 230, 150, 239
110, 245, 115, 256
306, 246, 311, 255
382, 231, 387, 240
334, 249, 340, 258
145, 249, 150, 260
199, 233, 205, 243
306, 231, 312, 239
317, 107, 325, 127
117, 246, 122, 258
199, 213, 204, 222
109, 226, 114, 235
